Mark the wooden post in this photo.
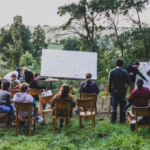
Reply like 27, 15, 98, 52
59, 79, 61, 89
78, 80, 80, 98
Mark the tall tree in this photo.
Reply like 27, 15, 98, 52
0, 28, 13, 59
50, 0, 104, 52
20, 25, 34, 54
14, 16, 34, 54
121, 0, 148, 29
91, 0, 125, 56
2, 16, 23, 68
32, 25, 48, 62
0, 16, 34, 57
91, 0, 148, 57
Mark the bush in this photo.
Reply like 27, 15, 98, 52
60, 38, 67, 44
63, 38, 80, 51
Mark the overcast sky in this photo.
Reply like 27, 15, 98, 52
0, 0, 79, 27
0, 0, 150, 27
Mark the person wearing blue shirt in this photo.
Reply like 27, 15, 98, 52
15, 68, 21, 79
79, 73, 100, 95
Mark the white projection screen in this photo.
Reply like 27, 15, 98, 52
41, 49, 97, 80
135, 62, 150, 89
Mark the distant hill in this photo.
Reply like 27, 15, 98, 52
0, 25, 133, 42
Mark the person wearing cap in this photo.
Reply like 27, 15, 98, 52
126, 62, 148, 94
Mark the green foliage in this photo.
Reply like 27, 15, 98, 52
0, 16, 34, 68
130, 28, 150, 59
20, 25, 34, 54
0, 16, 34, 56
19, 51, 40, 74
19, 51, 36, 67
48, 44, 63, 50
32, 25, 48, 62
0, 28, 13, 61
1, 16, 23, 68
60, 38, 67, 44
63, 38, 80, 51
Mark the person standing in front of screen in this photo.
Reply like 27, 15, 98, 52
108, 58, 130, 124
126, 62, 148, 94
79, 73, 100, 96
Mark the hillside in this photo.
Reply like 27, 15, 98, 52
0, 25, 133, 43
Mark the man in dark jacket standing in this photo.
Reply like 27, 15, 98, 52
126, 62, 148, 94
23, 67, 34, 84
108, 58, 130, 124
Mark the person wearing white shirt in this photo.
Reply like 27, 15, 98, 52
4, 68, 21, 81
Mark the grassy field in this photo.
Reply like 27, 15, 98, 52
0, 95, 149, 150
0, 116, 150, 150
0, 44, 146, 149
48, 44, 64, 50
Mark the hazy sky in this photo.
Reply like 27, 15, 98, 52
0, 0, 150, 27
0, 0, 79, 27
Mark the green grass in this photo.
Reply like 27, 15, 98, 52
48, 44, 64, 50
0, 118, 150, 150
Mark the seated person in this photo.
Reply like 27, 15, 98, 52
22, 67, 34, 84
50, 84, 76, 128
126, 79, 150, 131
0, 81, 15, 125
10, 74, 20, 89
80, 79, 97, 94
29, 73, 47, 101
4, 68, 21, 81
79, 73, 100, 96
126, 79, 150, 110
13, 83, 44, 125
80, 78, 97, 112
0, 78, 2, 89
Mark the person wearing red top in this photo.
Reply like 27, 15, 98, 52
126, 79, 150, 131
126, 80, 150, 110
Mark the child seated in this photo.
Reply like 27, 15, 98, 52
10, 74, 20, 89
